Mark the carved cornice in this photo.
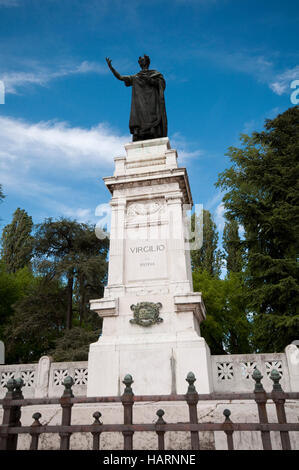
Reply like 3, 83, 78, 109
103, 168, 193, 206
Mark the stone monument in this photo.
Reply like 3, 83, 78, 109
87, 140, 212, 396
87, 56, 212, 396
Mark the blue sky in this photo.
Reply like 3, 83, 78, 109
0, 0, 298, 245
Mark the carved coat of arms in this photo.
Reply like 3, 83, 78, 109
130, 302, 163, 327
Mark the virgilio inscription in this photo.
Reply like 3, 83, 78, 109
125, 240, 167, 281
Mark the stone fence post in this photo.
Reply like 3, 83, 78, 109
285, 343, 299, 392
0, 341, 4, 364
34, 356, 52, 398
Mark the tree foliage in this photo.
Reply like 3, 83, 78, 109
216, 106, 299, 351
0, 262, 35, 342
34, 218, 108, 331
193, 269, 252, 354
50, 327, 100, 362
4, 278, 67, 364
191, 209, 222, 277
0, 213, 109, 363
222, 219, 244, 274
1, 208, 33, 273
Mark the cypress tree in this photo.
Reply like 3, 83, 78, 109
1, 208, 33, 273
222, 219, 244, 274
191, 209, 222, 277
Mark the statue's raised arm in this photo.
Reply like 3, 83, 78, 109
106, 57, 125, 81
105, 54, 167, 142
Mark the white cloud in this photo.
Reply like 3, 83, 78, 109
0, 116, 129, 220
0, 115, 206, 225
1, 61, 107, 94
171, 132, 203, 161
214, 202, 225, 233
0, 116, 128, 174
270, 65, 299, 95
190, 44, 299, 97
204, 192, 226, 236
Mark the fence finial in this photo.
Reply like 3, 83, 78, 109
4, 378, 16, 394
31, 412, 42, 426
14, 377, 24, 398
270, 369, 282, 391
156, 409, 166, 424
252, 368, 264, 392
186, 371, 197, 393
122, 374, 134, 395
223, 409, 231, 422
93, 411, 102, 425
62, 376, 74, 397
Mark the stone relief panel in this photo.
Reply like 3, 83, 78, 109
126, 198, 165, 218
216, 362, 234, 381
53, 369, 68, 386
240, 362, 257, 379
1, 371, 15, 388
21, 370, 35, 388
74, 368, 88, 385
265, 360, 283, 377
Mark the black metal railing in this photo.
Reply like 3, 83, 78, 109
0, 368, 298, 450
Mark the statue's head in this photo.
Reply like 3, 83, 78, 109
138, 54, 150, 70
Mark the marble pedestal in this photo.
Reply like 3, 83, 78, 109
87, 138, 213, 396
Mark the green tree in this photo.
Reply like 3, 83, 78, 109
4, 278, 67, 363
222, 219, 244, 274
193, 269, 252, 354
50, 327, 100, 362
0, 262, 35, 341
34, 218, 108, 330
1, 208, 33, 273
191, 210, 222, 277
216, 106, 299, 352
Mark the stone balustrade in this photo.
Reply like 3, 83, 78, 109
0, 344, 298, 399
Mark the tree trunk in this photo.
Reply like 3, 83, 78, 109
66, 273, 73, 330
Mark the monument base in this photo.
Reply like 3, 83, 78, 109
87, 137, 212, 397
87, 332, 212, 397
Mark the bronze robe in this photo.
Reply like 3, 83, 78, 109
123, 69, 167, 141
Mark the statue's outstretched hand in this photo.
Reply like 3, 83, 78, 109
106, 57, 112, 69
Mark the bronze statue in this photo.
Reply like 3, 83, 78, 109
106, 55, 167, 142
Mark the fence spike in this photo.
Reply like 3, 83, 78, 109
270, 369, 283, 392
122, 374, 134, 395
252, 368, 264, 392
186, 371, 197, 393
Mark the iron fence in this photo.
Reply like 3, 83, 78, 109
0, 368, 298, 450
